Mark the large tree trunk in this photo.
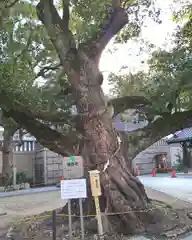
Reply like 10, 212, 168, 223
73, 53, 154, 234
1, 129, 14, 185
31, 0, 192, 234
84, 118, 150, 233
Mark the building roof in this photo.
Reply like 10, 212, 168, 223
167, 127, 192, 144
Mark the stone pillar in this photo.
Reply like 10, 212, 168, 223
43, 148, 47, 185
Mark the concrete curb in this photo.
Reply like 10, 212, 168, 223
0, 187, 59, 198
144, 185, 192, 205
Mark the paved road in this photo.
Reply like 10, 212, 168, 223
0, 191, 66, 237
138, 174, 192, 240
139, 173, 192, 203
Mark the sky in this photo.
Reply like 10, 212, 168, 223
99, 0, 183, 94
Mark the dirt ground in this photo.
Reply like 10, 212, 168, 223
1, 187, 192, 239
8, 199, 192, 240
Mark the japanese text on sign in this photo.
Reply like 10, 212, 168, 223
62, 156, 84, 179
89, 170, 101, 197
61, 179, 87, 200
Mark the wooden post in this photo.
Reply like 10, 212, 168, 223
94, 196, 104, 239
43, 148, 48, 185
13, 167, 17, 187
89, 170, 104, 240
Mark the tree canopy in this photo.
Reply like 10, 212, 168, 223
0, 0, 191, 156
109, 11, 192, 116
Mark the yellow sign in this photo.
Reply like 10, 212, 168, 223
89, 170, 101, 197
89, 170, 104, 238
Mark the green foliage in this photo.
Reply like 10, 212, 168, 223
0, 0, 73, 123
115, 0, 161, 43
109, 13, 192, 115
116, 22, 141, 42
0, 0, 191, 151
65, 0, 159, 45
6, 171, 28, 186
108, 71, 148, 97
0, 0, 82, 161
69, 0, 111, 43
172, 3, 192, 23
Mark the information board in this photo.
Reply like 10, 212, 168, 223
61, 179, 87, 200
62, 156, 84, 179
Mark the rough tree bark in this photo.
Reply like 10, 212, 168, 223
0, 126, 16, 185
2, 129, 13, 176
34, 0, 157, 233
33, 0, 192, 233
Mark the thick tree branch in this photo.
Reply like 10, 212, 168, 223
124, 110, 192, 160
110, 96, 150, 116
36, 0, 78, 76
80, 1, 128, 61
0, 89, 71, 123
35, 110, 72, 123
62, 0, 69, 29
1, 125, 18, 153
0, 91, 79, 154
3, 108, 77, 156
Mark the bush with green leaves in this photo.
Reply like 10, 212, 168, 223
7, 171, 28, 186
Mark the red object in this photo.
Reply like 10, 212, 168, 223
171, 168, 176, 178
60, 176, 64, 180
152, 168, 156, 177
136, 168, 140, 176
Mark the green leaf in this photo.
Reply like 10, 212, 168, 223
69, 156, 76, 163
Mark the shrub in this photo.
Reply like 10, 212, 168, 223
7, 171, 28, 185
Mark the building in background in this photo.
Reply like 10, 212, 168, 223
113, 111, 189, 174
167, 128, 192, 172
1, 119, 191, 184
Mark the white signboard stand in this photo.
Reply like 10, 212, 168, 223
61, 179, 87, 240
61, 179, 87, 199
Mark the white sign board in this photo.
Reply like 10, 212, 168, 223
61, 179, 87, 200
62, 156, 84, 179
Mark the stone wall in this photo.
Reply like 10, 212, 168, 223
0, 151, 34, 178
45, 150, 63, 184
35, 147, 84, 185
34, 149, 44, 184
